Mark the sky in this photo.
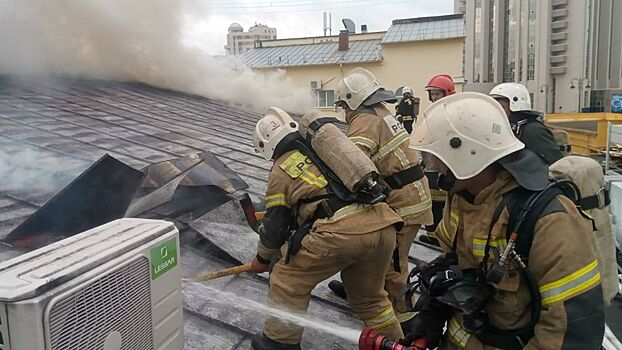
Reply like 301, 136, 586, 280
184, 0, 455, 55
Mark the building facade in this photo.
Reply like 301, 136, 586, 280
239, 15, 465, 112
463, 0, 622, 113
225, 23, 277, 55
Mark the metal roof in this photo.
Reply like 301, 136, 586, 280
239, 39, 382, 68
381, 14, 465, 44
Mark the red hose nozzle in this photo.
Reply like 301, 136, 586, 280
358, 327, 417, 350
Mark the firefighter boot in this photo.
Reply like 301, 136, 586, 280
251, 334, 301, 350
328, 280, 348, 299
418, 235, 440, 246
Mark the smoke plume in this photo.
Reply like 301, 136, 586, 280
0, 0, 314, 113
0, 146, 88, 203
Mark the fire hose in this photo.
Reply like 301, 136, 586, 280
359, 328, 428, 350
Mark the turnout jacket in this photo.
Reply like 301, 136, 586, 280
396, 95, 417, 121
346, 105, 433, 226
510, 112, 563, 165
256, 150, 402, 261
436, 171, 605, 350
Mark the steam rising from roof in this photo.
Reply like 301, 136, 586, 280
0, 0, 313, 113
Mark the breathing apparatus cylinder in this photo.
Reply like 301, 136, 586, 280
298, 113, 385, 202
358, 328, 427, 350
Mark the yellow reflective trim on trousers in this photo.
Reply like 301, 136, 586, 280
447, 317, 470, 348
539, 260, 601, 305
427, 230, 438, 239
349, 136, 378, 154
367, 306, 398, 330
265, 193, 288, 208
325, 203, 370, 221
412, 178, 428, 201
371, 131, 410, 162
299, 170, 328, 189
472, 238, 507, 257
396, 311, 416, 323
430, 189, 447, 197
396, 198, 432, 217
393, 148, 411, 168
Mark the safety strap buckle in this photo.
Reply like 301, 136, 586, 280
596, 187, 609, 208
443, 270, 456, 282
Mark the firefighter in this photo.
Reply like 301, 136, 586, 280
404, 92, 605, 349
490, 82, 563, 165
250, 107, 404, 350
420, 74, 456, 247
396, 86, 417, 133
329, 67, 433, 332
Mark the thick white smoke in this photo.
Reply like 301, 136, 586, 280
0, 0, 314, 113
0, 146, 88, 203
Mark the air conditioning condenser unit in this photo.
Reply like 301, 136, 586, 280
0, 218, 183, 350
310, 80, 322, 90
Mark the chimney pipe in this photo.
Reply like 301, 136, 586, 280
361, 24, 368, 33
338, 30, 349, 51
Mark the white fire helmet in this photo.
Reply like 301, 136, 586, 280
253, 106, 298, 160
402, 86, 413, 95
409, 92, 524, 179
489, 82, 532, 112
335, 67, 382, 110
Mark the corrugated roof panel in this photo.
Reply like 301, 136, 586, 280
381, 17, 465, 44
239, 39, 383, 68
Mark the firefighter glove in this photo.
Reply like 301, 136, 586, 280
251, 255, 270, 273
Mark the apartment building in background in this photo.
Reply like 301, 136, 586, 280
461, 0, 622, 114
239, 15, 465, 112
225, 23, 277, 55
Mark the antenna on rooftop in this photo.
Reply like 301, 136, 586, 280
323, 12, 332, 36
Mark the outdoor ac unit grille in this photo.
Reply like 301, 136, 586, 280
48, 257, 153, 350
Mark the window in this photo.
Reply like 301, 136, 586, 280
527, 0, 536, 80
474, 0, 482, 82
487, 1, 496, 82
590, 90, 613, 112
316, 90, 335, 108
502, 0, 517, 82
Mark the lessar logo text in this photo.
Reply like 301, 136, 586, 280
154, 256, 176, 274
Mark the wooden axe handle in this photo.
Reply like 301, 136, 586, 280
189, 263, 254, 282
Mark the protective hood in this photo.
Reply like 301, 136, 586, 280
497, 149, 549, 191
362, 88, 397, 106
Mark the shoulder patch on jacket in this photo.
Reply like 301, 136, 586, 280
279, 150, 312, 179
383, 114, 405, 136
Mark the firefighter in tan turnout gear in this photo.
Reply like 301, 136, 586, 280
250, 107, 405, 350
401, 92, 605, 349
420, 74, 457, 247
328, 67, 433, 333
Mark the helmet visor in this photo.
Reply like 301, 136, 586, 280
409, 113, 436, 150
421, 153, 443, 172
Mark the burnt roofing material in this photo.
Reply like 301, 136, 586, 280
0, 76, 269, 238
